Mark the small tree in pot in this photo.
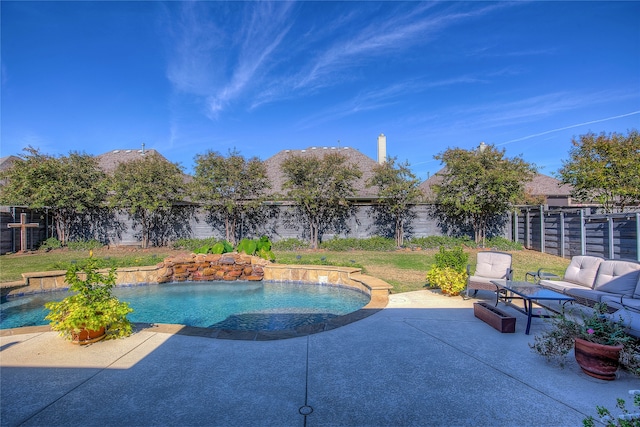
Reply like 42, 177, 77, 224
45, 254, 133, 344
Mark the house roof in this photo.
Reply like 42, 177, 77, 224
95, 149, 165, 173
418, 168, 572, 201
263, 146, 380, 199
0, 156, 20, 172
525, 173, 573, 196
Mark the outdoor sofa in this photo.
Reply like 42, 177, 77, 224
537, 255, 640, 338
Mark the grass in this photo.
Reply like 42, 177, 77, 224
0, 247, 570, 294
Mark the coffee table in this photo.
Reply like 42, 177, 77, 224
490, 280, 575, 334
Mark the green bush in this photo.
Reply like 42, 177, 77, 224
485, 236, 523, 251
272, 238, 309, 251
433, 246, 468, 273
67, 239, 104, 251
237, 236, 275, 261
406, 235, 475, 249
173, 237, 219, 252
425, 266, 467, 294
39, 237, 62, 251
319, 237, 396, 251
425, 246, 469, 294
195, 240, 233, 255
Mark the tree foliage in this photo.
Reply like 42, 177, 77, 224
433, 144, 536, 245
0, 146, 108, 245
192, 149, 270, 245
109, 152, 187, 248
558, 130, 640, 212
367, 157, 423, 247
280, 152, 362, 249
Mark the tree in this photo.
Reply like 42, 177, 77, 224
109, 152, 187, 248
367, 157, 423, 247
558, 130, 640, 212
0, 147, 108, 245
280, 152, 362, 249
192, 149, 271, 245
433, 144, 536, 245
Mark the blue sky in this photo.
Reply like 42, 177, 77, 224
2, 1, 639, 180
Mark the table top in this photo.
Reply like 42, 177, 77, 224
490, 280, 575, 301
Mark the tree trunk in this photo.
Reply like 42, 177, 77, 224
141, 211, 150, 249
225, 213, 237, 246
55, 217, 66, 246
310, 222, 319, 249
395, 217, 403, 247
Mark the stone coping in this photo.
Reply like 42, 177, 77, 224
1, 263, 391, 341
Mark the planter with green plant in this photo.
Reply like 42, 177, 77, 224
583, 390, 640, 427
530, 302, 639, 380
45, 254, 133, 344
425, 246, 469, 296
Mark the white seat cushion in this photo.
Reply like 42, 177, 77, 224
562, 256, 603, 288
593, 260, 640, 295
474, 252, 512, 279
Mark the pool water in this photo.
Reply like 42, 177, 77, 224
0, 281, 370, 331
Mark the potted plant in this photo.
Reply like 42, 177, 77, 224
583, 390, 640, 427
530, 302, 637, 380
426, 246, 468, 296
45, 254, 133, 344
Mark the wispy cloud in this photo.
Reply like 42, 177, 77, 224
288, 2, 504, 94
206, 2, 295, 117
166, 1, 516, 118
165, 2, 295, 117
454, 90, 637, 130
296, 75, 484, 129
497, 110, 640, 146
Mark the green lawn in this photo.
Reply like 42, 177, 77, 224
0, 247, 570, 294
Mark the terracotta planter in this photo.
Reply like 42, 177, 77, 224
574, 337, 623, 380
71, 326, 106, 345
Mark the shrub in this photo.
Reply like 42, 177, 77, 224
406, 235, 475, 249
433, 246, 468, 273
39, 237, 62, 251
425, 266, 467, 295
272, 238, 309, 251
237, 236, 275, 261
485, 236, 523, 251
425, 246, 469, 295
173, 237, 218, 252
319, 237, 396, 251
67, 239, 103, 251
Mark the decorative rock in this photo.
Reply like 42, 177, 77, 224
220, 256, 236, 265
156, 253, 266, 283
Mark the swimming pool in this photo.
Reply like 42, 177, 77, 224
0, 281, 370, 331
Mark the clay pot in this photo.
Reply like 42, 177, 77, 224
574, 337, 623, 380
71, 326, 106, 345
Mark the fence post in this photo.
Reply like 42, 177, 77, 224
636, 212, 640, 262
608, 216, 615, 259
526, 209, 531, 249
560, 211, 565, 259
540, 205, 545, 254
580, 209, 586, 255
513, 211, 519, 243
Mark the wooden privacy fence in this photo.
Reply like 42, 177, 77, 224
513, 207, 640, 261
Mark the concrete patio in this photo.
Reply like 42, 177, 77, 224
1, 289, 638, 427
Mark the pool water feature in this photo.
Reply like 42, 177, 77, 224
0, 281, 370, 331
